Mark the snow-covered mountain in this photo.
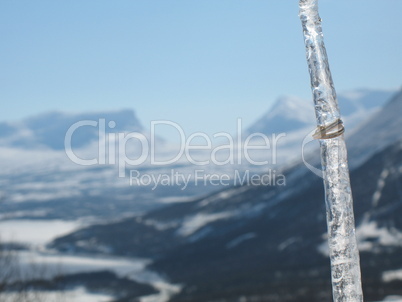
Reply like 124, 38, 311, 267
247, 89, 394, 135
338, 88, 396, 116
0, 109, 143, 150
245, 88, 397, 170
51, 89, 402, 301
247, 95, 314, 134
0, 88, 396, 220
348, 89, 402, 167
52, 140, 402, 301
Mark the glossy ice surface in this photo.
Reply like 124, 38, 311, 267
299, 1, 364, 301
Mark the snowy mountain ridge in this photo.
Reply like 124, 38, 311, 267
50, 88, 402, 301
0, 109, 144, 150
247, 88, 394, 135
0, 88, 397, 220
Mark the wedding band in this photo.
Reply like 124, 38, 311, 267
312, 119, 345, 140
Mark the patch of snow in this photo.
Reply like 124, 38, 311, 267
13, 249, 181, 302
188, 227, 213, 243
372, 168, 390, 207
140, 281, 182, 302
0, 219, 80, 247
381, 295, 402, 301
16, 251, 149, 281
278, 237, 299, 251
0, 287, 113, 302
318, 221, 402, 256
356, 221, 402, 251
226, 233, 256, 249
177, 212, 235, 237
143, 219, 178, 231
264, 95, 313, 123
10, 191, 82, 203
0, 210, 50, 220
383, 269, 402, 283
198, 187, 248, 208
158, 196, 193, 203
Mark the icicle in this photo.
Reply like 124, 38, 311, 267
298, 1, 364, 301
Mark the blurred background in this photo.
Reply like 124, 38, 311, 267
0, 1, 401, 301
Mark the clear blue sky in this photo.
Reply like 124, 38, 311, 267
1, 0, 401, 137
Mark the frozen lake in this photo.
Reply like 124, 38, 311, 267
0, 219, 180, 302
0, 287, 114, 302
0, 219, 80, 246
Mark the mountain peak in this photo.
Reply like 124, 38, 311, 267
246, 95, 315, 135
0, 109, 144, 150
247, 88, 396, 136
